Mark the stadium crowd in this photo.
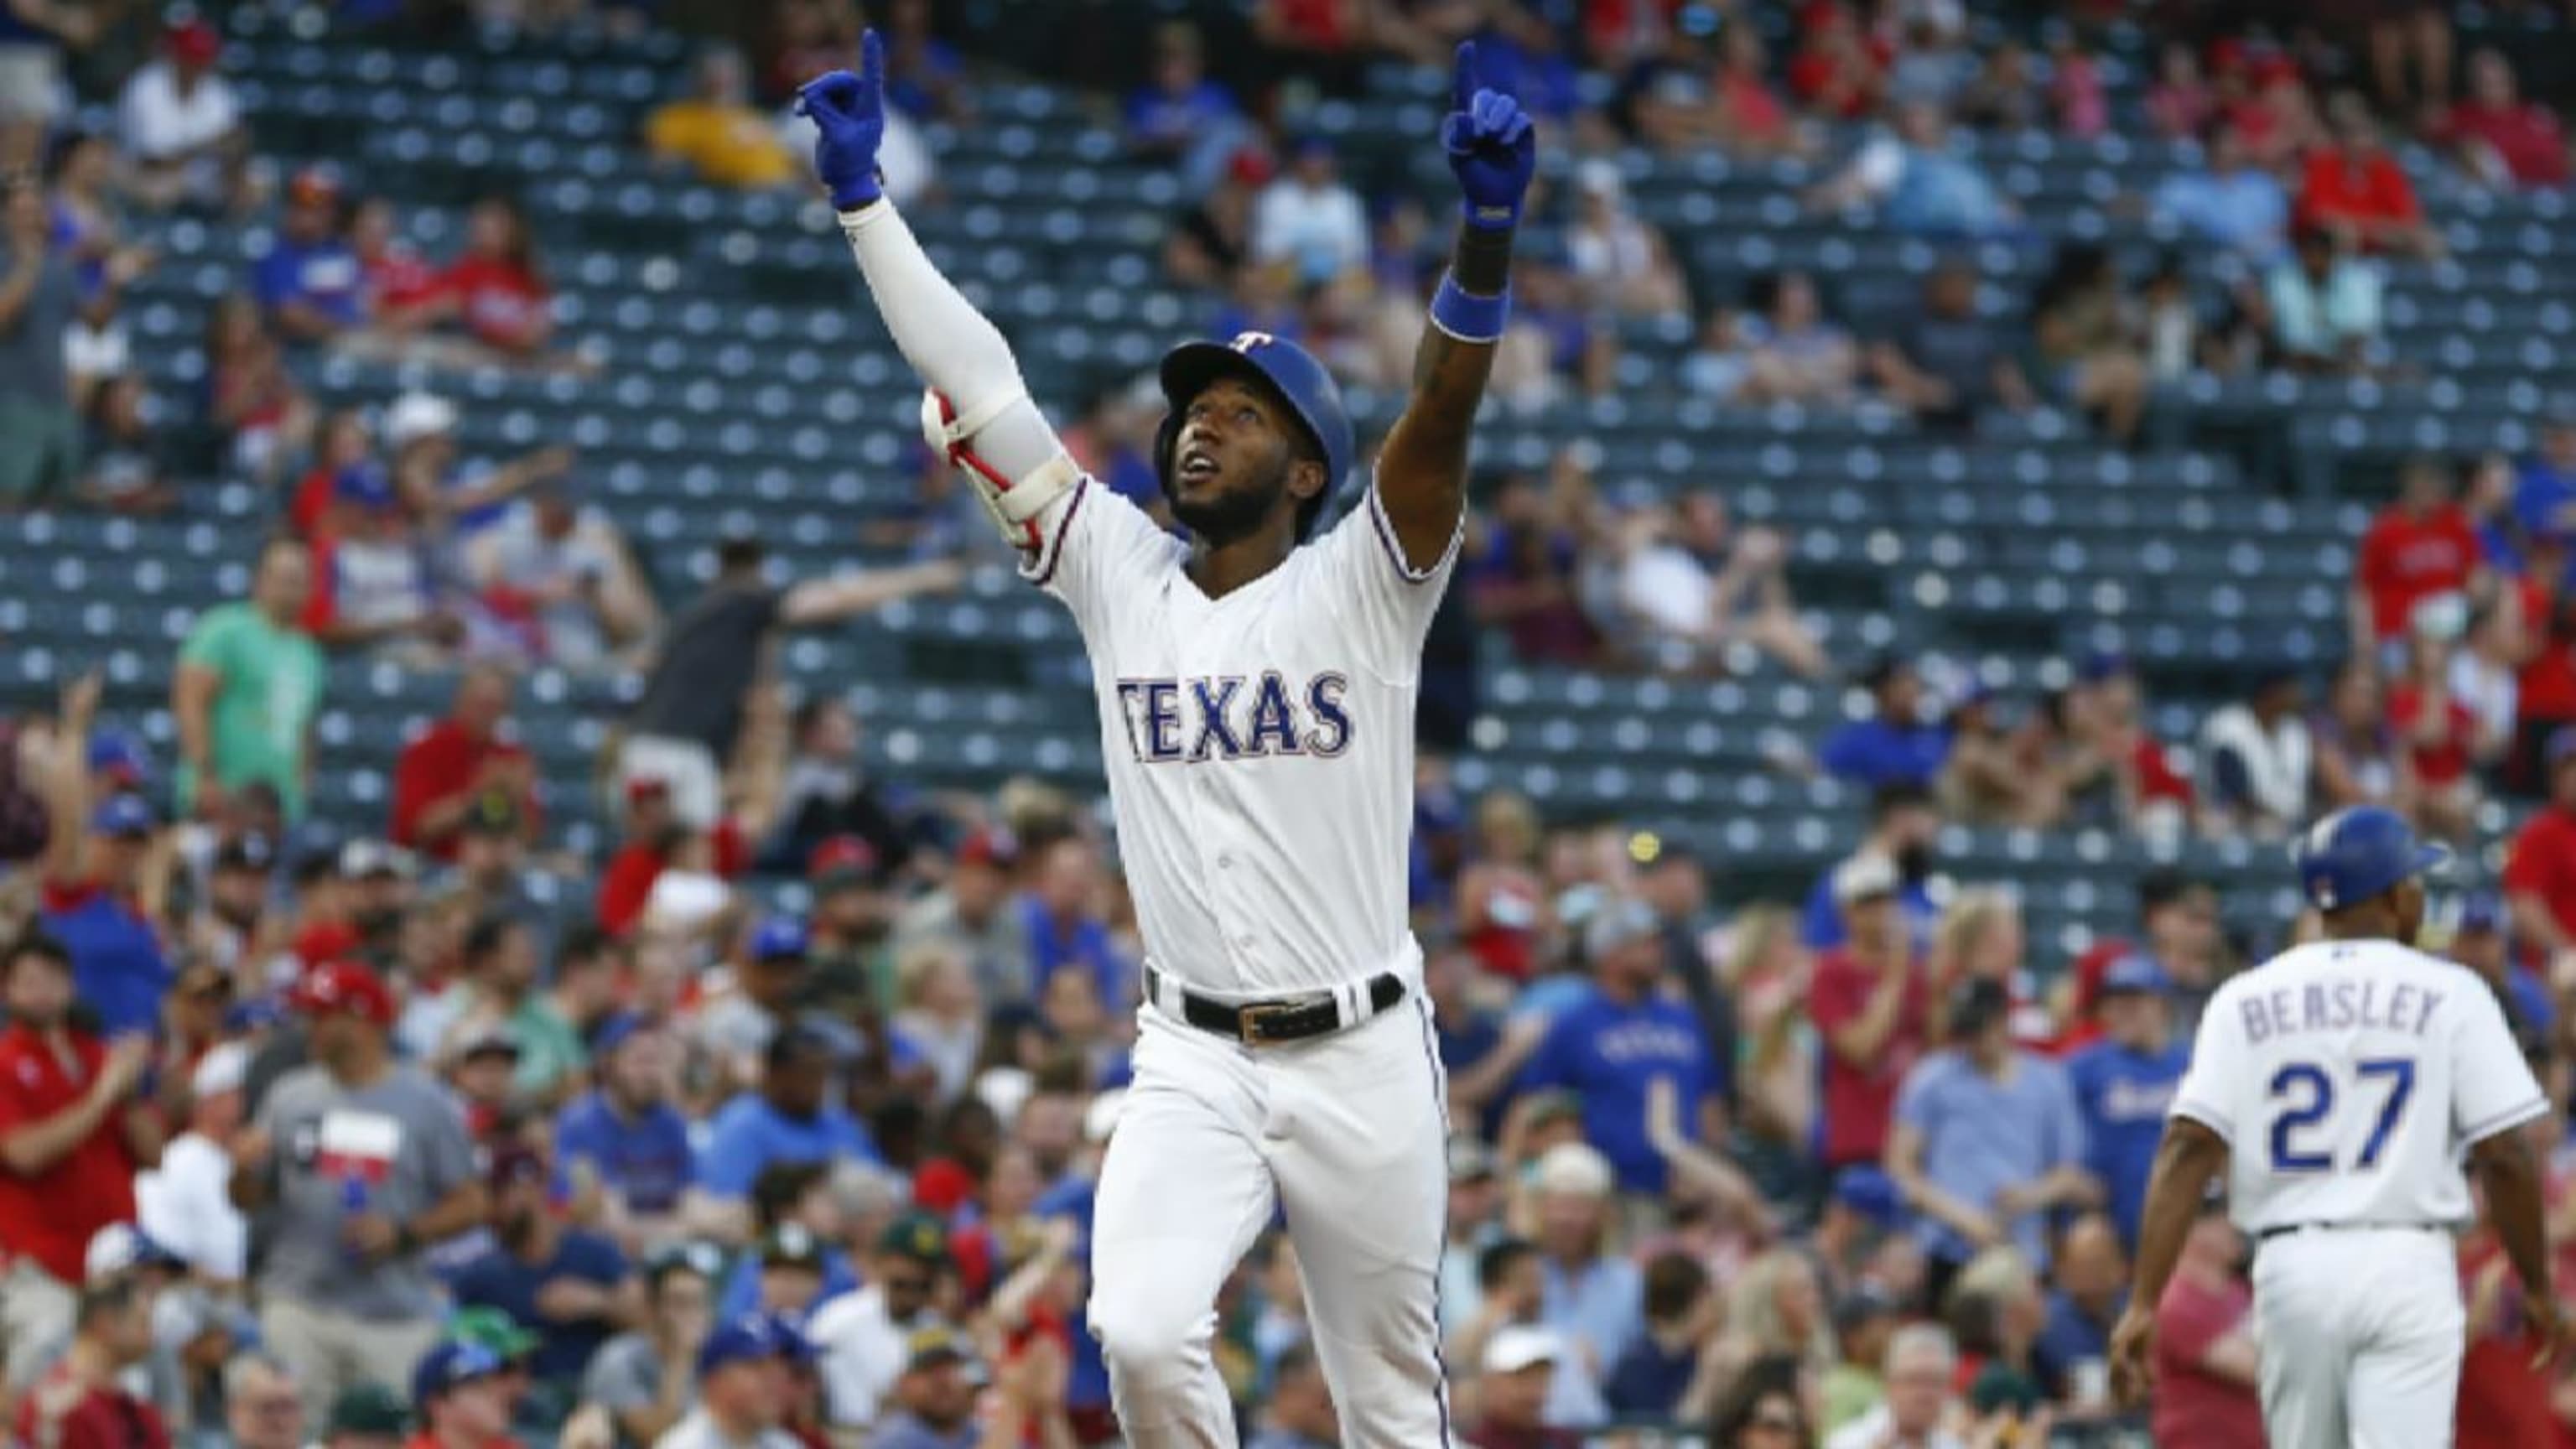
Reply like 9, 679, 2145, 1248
4, 0, 2576, 1446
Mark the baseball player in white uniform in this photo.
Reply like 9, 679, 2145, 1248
2111, 805, 2569, 1446
797, 33, 1537, 1449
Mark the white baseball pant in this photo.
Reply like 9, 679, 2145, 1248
2251, 1225, 2464, 1448
1088, 993, 1452, 1449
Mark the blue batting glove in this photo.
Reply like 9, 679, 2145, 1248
1440, 40, 1535, 232
796, 29, 886, 211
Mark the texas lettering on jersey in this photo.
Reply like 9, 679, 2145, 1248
1114, 673, 1353, 763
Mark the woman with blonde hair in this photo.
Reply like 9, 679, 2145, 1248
1457, 789, 1550, 981
1721, 907, 1818, 1167
1718, 1248, 1838, 1379
1927, 887, 2049, 1046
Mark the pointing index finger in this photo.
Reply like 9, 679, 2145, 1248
1452, 39, 1478, 115
860, 28, 886, 96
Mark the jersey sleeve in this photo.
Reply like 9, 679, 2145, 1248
1021, 479, 1186, 640
2452, 979, 2548, 1146
2169, 984, 2246, 1144
1301, 473, 1464, 684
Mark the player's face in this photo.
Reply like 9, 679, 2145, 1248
1169, 377, 1315, 546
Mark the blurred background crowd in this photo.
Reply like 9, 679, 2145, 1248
7, 0, 2576, 1446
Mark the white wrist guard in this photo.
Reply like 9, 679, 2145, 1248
920, 388, 1079, 551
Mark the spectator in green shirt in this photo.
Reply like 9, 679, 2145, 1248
438, 913, 588, 1109
172, 537, 325, 818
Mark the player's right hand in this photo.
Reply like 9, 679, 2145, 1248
2107, 1304, 2157, 1408
795, 29, 887, 211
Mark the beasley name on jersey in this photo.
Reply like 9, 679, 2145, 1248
2172, 939, 2546, 1233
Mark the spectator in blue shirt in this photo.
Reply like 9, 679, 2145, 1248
1516, 901, 1720, 1196
1020, 837, 1124, 1008
2031, 1212, 2127, 1403
1124, 22, 1254, 199
2516, 411, 2576, 553
554, 1016, 693, 1239
693, 1026, 878, 1211
449, 1147, 638, 1388
2151, 126, 2290, 262
1887, 979, 2100, 1286
251, 168, 363, 344
2064, 955, 2189, 1246
1801, 784, 1944, 949
1530, 1144, 1634, 1430
1819, 657, 1950, 790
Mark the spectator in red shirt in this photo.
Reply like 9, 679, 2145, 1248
2388, 634, 2488, 842
0, 930, 165, 1384
391, 667, 541, 865
350, 196, 444, 327
2435, 49, 2568, 190
288, 409, 376, 540
2299, 92, 2443, 259
2148, 1209, 2264, 1449
1785, 2, 1884, 119
2504, 728, 2576, 966
2352, 455, 2482, 661
11, 1278, 171, 1449
441, 195, 554, 362
1809, 853, 1930, 1174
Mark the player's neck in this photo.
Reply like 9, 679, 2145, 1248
1186, 527, 1298, 599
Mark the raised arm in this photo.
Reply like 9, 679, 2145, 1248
801, 37, 1076, 555
1374, 43, 1535, 570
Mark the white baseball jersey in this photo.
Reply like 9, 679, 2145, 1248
1023, 468, 1458, 995
2170, 938, 2546, 1234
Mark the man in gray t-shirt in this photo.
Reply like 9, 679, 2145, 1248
582, 1244, 719, 1448
0, 175, 83, 505
231, 961, 487, 1426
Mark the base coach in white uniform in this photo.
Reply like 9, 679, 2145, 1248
2111, 806, 2571, 1446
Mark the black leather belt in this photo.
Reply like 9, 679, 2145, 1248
1147, 966, 1405, 1045
2256, 1221, 2443, 1242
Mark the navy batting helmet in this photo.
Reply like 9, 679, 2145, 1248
1153, 331, 1354, 541
2293, 805, 2451, 912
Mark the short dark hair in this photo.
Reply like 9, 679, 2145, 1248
2137, 866, 2212, 920
1641, 1250, 1709, 1323
763, 1024, 835, 1073
558, 921, 615, 973
750, 1161, 829, 1230
1477, 1237, 1535, 1292
1870, 782, 1935, 823
4, 928, 73, 979
461, 912, 521, 965
715, 536, 765, 575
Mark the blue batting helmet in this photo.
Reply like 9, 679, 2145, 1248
1154, 331, 1354, 540
2293, 806, 2451, 912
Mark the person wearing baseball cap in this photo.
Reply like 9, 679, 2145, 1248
449, 1143, 632, 1390
257, 165, 364, 344
803, 834, 893, 1021
405, 1340, 512, 1449
135, 1039, 255, 1285
35, 672, 174, 1040
652, 1315, 803, 1449
805, 1209, 954, 1431
2503, 724, 2576, 963
321, 1380, 411, 1449
1811, 845, 1935, 1176
2065, 955, 2188, 1249
871, 1327, 990, 1449
1466, 1325, 1575, 1449
890, 825, 1032, 1007
235, 958, 487, 1427
1514, 896, 1718, 1196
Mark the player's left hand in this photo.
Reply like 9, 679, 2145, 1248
2529, 1290, 2574, 1370
1440, 40, 1535, 232
2107, 1303, 2156, 1408
796, 29, 887, 211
